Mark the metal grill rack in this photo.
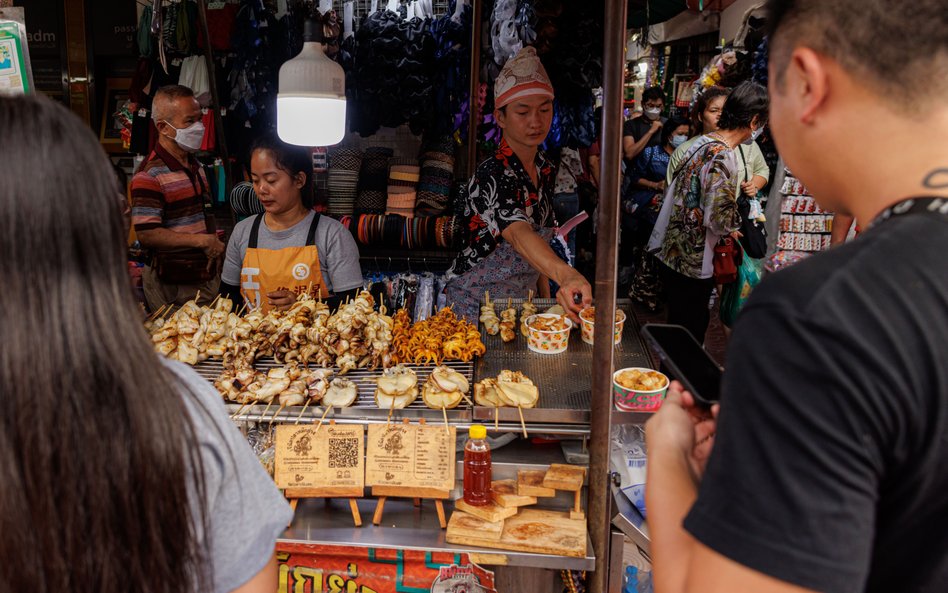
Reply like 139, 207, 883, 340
203, 358, 475, 423
474, 298, 652, 425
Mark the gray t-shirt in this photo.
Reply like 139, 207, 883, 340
164, 359, 294, 593
222, 211, 363, 294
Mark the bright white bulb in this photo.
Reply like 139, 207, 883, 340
277, 97, 347, 147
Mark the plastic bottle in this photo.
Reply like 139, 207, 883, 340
463, 425, 492, 506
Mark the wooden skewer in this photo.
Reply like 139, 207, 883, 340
294, 397, 313, 425
230, 397, 250, 420
494, 406, 499, 431
210, 294, 221, 308
260, 398, 275, 423
313, 404, 333, 433
442, 405, 449, 436
386, 405, 395, 425
148, 304, 168, 321
517, 405, 528, 439
194, 290, 201, 304
268, 403, 288, 429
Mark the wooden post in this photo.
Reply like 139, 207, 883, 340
195, 0, 235, 226
465, 0, 483, 177
63, 0, 92, 124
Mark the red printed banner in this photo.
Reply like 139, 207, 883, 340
276, 542, 497, 593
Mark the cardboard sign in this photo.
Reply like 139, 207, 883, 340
366, 423, 456, 492
274, 424, 364, 492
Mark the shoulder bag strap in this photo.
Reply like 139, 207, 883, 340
247, 214, 264, 249
306, 212, 321, 246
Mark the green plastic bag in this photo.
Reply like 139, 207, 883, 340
720, 254, 764, 328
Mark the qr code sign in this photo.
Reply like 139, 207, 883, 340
329, 438, 359, 468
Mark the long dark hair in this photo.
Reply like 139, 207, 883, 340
251, 133, 315, 208
0, 95, 208, 592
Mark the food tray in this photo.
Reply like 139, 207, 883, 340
475, 298, 652, 425
192, 359, 476, 423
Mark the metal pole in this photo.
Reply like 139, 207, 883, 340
465, 0, 483, 177
589, 0, 628, 591
196, 0, 235, 226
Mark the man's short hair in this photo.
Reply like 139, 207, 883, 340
151, 85, 196, 123
642, 86, 665, 105
766, 0, 948, 110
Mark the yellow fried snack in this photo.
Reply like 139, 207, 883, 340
390, 307, 487, 365
616, 369, 667, 391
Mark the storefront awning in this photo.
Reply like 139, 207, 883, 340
627, 0, 739, 28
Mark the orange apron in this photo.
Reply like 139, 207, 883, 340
240, 213, 328, 313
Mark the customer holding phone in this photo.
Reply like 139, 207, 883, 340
645, 1, 948, 593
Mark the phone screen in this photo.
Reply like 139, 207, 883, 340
641, 324, 723, 405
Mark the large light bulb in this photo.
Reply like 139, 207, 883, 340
277, 96, 346, 146
277, 22, 347, 147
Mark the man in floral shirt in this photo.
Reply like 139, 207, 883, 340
445, 47, 591, 322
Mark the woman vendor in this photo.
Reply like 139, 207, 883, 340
445, 47, 592, 322
220, 134, 363, 312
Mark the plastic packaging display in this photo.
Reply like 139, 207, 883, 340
610, 424, 648, 517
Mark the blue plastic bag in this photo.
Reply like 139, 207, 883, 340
720, 255, 764, 328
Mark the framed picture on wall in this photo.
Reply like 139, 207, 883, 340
99, 77, 131, 153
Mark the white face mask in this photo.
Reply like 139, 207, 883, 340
643, 107, 662, 121
751, 127, 764, 141
670, 134, 688, 148
164, 120, 205, 153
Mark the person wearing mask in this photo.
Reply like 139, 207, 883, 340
221, 134, 363, 313
0, 94, 291, 593
132, 85, 225, 310
645, 1, 948, 592
623, 86, 667, 164
445, 47, 592, 323
667, 86, 730, 185
551, 146, 586, 259
647, 81, 769, 346
625, 116, 691, 311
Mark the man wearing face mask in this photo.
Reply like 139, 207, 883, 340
131, 85, 225, 310
623, 86, 667, 165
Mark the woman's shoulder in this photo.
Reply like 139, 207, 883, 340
228, 214, 260, 245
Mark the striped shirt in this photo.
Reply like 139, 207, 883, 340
131, 143, 209, 234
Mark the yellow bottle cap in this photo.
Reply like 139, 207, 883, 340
469, 425, 487, 439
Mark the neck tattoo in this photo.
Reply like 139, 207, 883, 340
922, 168, 948, 190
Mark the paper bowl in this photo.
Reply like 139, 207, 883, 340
525, 314, 572, 354
613, 368, 669, 412
579, 308, 626, 346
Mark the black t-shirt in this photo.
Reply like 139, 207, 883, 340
684, 204, 948, 593
623, 117, 665, 165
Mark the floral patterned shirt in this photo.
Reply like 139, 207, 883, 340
447, 138, 556, 278
648, 135, 742, 279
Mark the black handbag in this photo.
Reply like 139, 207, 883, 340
736, 147, 768, 259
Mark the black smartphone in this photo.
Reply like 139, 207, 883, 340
640, 324, 723, 406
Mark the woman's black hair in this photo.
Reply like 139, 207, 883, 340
250, 132, 315, 208
661, 116, 691, 147
0, 95, 209, 592
717, 81, 769, 130
692, 86, 730, 133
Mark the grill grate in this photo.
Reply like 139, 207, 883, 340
474, 298, 652, 424
197, 358, 475, 422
